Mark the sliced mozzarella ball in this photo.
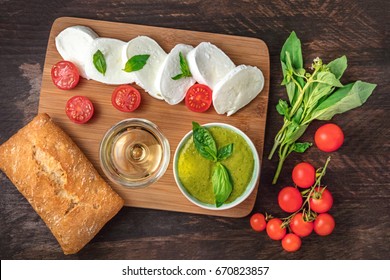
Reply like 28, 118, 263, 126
55, 25, 99, 79
84, 38, 135, 85
123, 36, 167, 100
187, 42, 235, 89
213, 65, 264, 116
157, 44, 196, 105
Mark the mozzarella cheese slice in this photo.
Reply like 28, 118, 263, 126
213, 65, 264, 116
55, 25, 99, 79
157, 44, 196, 105
187, 42, 235, 89
84, 38, 135, 85
123, 36, 167, 100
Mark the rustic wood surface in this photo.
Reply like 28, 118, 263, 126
0, 0, 388, 259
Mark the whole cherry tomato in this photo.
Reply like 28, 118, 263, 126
282, 233, 302, 252
290, 212, 314, 237
315, 123, 344, 152
278, 186, 303, 213
292, 162, 316, 188
250, 213, 267, 232
309, 187, 334, 213
266, 218, 286, 240
314, 213, 335, 236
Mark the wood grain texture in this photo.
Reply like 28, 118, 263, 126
38, 17, 270, 217
0, 0, 389, 260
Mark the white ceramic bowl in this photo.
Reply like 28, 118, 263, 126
173, 123, 260, 210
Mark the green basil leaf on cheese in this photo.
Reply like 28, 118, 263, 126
93, 49, 107, 76
123, 54, 150, 73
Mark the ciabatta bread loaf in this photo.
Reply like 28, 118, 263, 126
0, 113, 124, 254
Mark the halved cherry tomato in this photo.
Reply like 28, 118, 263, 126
112, 85, 141, 112
315, 123, 344, 152
65, 96, 94, 124
278, 186, 303, 213
292, 162, 316, 188
250, 213, 267, 232
314, 213, 335, 236
51, 61, 80, 90
281, 233, 302, 252
185, 84, 212, 113
309, 187, 334, 213
266, 218, 286, 240
290, 212, 314, 237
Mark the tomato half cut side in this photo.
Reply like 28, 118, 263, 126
51, 61, 80, 90
112, 85, 141, 112
65, 96, 94, 124
185, 84, 212, 113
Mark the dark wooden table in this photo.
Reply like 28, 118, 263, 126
1, 0, 389, 260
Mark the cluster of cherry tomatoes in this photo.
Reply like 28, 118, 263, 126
250, 123, 345, 252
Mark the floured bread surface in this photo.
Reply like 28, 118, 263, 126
0, 113, 124, 254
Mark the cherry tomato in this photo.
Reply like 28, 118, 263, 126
266, 218, 286, 240
112, 85, 141, 112
278, 186, 303, 213
65, 96, 94, 124
250, 213, 267, 232
314, 213, 335, 236
315, 123, 344, 152
309, 187, 334, 213
281, 233, 302, 252
185, 84, 212, 113
290, 212, 314, 237
292, 162, 316, 188
51, 61, 80, 90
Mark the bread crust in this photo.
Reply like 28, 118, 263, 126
0, 113, 124, 254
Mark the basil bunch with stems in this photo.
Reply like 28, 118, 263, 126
269, 31, 377, 184
192, 122, 234, 207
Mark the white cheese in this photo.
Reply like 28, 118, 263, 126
187, 42, 235, 89
123, 36, 167, 100
213, 65, 264, 116
55, 26, 99, 79
157, 44, 196, 105
84, 38, 135, 85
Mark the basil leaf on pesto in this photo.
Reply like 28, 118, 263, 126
217, 143, 233, 161
212, 162, 233, 207
93, 49, 106, 75
192, 121, 217, 161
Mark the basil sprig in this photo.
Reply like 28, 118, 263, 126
269, 31, 377, 184
123, 54, 150, 72
192, 122, 234, 207
93, 49, 107, 75
171, 52, 192, 80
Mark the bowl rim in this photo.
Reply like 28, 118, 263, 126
173, 122, 260, 210
99, 118, 170, 188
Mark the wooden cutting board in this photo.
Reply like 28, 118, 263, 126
38, 17, 270, 218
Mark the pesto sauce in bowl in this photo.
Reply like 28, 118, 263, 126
175, 124, 258, 209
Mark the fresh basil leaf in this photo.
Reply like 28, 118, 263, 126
217, 144, 234, 161
212, 162, 233, 207
326, 55, 347, 80
292, 106, 304, 124
123, 54, 150, 72
171, 73, 184, 80
171, 52, 192, 80
315, 71, 343, 87
285, 123, 309, 144
276, 99, 290, 117
93, 50, 107, 75
310, 81, 376, 121
293, 142, 312, 153
280, 31, 303, 70
192, 122, 217, 161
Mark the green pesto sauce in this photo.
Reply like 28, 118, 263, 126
177, 126, 254, 205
